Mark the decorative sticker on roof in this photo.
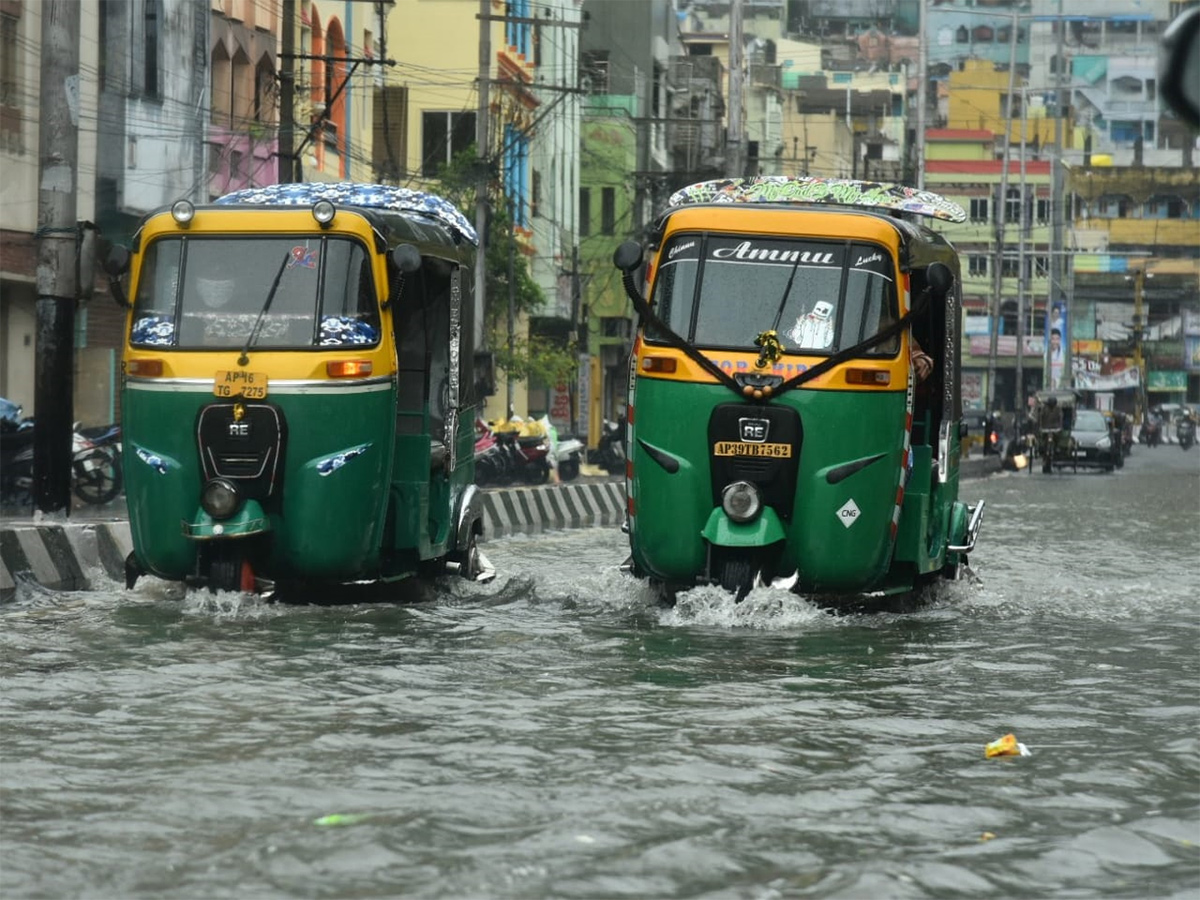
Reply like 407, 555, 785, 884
215, 182, 478, 245
667, 176, 967, 224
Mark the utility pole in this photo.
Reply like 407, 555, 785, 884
33, 0, 80, 516
1016, 83, 1029, 402
1132, 268, 1148, 422
279, 0, 295, 182
506, 195, 516, 418
475, 0, 490, 356
915, 0, 927, 189
985, 11, 1019, 413
1051, 0, 1068, 388
726, 0, 744, 177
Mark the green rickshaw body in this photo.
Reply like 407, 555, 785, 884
629, 381, 910, 592
117, 184, 487, 594
124, 383, 396, 581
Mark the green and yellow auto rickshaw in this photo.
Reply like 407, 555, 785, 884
612, 176, 984, 602
107, 183, 492, 595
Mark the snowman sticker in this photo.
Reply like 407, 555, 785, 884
788, 300, 835, 349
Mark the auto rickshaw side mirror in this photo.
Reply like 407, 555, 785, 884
105, 246, 131, 308
385, 243, 423, 310
391, 243, 422, 274
613, 240, 643, 273
926, 262, 954, 302
1160, 7, 1200, 130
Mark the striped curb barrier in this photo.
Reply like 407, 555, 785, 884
0, 480, 628, 601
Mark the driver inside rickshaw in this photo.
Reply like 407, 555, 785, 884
1038, 394, 1063, 431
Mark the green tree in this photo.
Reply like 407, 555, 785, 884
432, 149, 578, 389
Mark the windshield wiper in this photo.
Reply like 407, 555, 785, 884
237, 251, 292, 366
770, 258, 803, 334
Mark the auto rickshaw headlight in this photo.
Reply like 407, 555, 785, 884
170, 199, 195, 226
721, 481, 762, 523
312, 199, 336, 227
201, 478, 242, 520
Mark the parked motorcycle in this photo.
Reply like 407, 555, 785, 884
0, 399, 123, 508
73, 424, 123, 505
474, 417, 553, 486
534, 415, 584, 482
473, 418, 506, 486
595, 416, 626, 475
1178, 415, 1196, 451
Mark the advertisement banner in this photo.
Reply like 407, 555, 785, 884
1072, 364, 1140, 391
962, 371, 983, 407
1187, 336, 1200, 371
1185, 308, 1200, 337
575, 354, 592, 438
968, 335, 1045, 357
1147, 370, 1187, 390
549, 382, 572, 427
964, 315, 991, 336
1048, 301, 1067, 388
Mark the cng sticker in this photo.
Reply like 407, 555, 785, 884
837, 499, 861, 528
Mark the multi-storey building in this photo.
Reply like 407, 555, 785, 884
1, 1, 104, 418
1, 1, 205, 425
288, 0, 384, 184
208, 0, 280, 196
526, 1, 584, 430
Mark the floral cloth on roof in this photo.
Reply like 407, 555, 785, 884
215, 182, 478, 245
667, 176, 967, 224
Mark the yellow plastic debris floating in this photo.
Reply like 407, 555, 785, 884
985, 733, 1030, 757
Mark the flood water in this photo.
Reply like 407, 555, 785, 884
2, 449, 1197, 899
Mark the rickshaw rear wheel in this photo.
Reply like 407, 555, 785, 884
458, 529, 482, 580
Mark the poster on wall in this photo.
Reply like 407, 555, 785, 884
1186, 336, 1200, 371
962, 371, 983, 408
1048, 300, 1067, 388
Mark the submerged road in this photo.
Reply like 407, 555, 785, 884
0, 446, 1196, 898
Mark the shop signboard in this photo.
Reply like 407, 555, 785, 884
1147, 370, 1187, 390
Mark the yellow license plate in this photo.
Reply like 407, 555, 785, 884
214, 370, 268, 399
713, 441, 792, 458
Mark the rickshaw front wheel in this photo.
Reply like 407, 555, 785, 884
716, 555, 755, 601
207, 544, 255, 594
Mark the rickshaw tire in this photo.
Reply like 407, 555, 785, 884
458, 529, 482, 581
208, 558, 239, 594
717, 557, 755, 601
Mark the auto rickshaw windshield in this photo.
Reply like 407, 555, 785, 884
647, 234, 899, 355
130, 235, 381, 349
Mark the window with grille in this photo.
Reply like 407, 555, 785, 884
579, 188, 591, 237
0, 11, 18, 109
601, 187, 615, 235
